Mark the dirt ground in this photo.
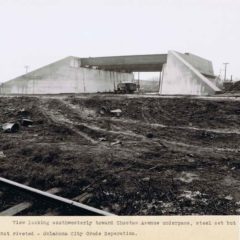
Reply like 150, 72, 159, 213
1, 94, 240, 215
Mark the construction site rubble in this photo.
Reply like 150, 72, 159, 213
0, 95, 240, 215
110, 140, 122, 146
110, 109, 122, 117
19, 119, 33, 127
1, 122, 20, 133
0, 151, 6, 158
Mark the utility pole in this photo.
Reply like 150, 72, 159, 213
24, 65, 29, 74
223, 62, 229, 81
138, 72, 140, 92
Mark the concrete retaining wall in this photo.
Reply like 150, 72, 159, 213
0, 57, 133, 94
178, 52, 214, 76
161, 51, 221, 95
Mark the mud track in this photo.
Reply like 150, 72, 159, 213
0, 94, 240, 215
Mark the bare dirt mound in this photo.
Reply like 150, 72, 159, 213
229, 81, 240, 91
69, 95, 240, 129
224, 80, 240, 92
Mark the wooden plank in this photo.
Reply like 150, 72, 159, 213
0, 188, 61, 216
73, 192, 93, 203
0, 202, 32, 216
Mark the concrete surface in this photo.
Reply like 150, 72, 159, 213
161, 51, 221, 95
0, 57, 133, 94
80, 54, 167, 72
179, 52, 214, 77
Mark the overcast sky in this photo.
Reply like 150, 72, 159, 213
0, 0, 239, 82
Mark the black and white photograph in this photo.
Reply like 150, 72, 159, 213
0, 0, 240, 218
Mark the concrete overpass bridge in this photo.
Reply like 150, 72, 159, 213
0, 51, 221, 95
80, 54, 167, 72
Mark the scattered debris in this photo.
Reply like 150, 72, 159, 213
110, 109, 122, 117
161, 202, 176, 214
225, 195, 233, 201
99, 106, 108, 115
179, 191, 202, 200
142, 177, 150, 182
0, 117, 33, 133
99, 137, 107, 142
175, 172, 199, 183
0, 151, 6, 158
110, 140, 122, 146
74, 192, 94, 203
99, 107, 122, 117
199, 131, 215, 139
187, 158, 195, 163
112, 203, 121, 212
228, 159, 240, 169
1, 95, 240, 215
1, 122, 20, 133
18, 108, 30, 117
19, 118, 33, 127
146, 133, 154, 138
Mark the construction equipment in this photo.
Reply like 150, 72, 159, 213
115, 82, 137, 94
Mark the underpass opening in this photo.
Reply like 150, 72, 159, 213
133, 72, 162, 93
